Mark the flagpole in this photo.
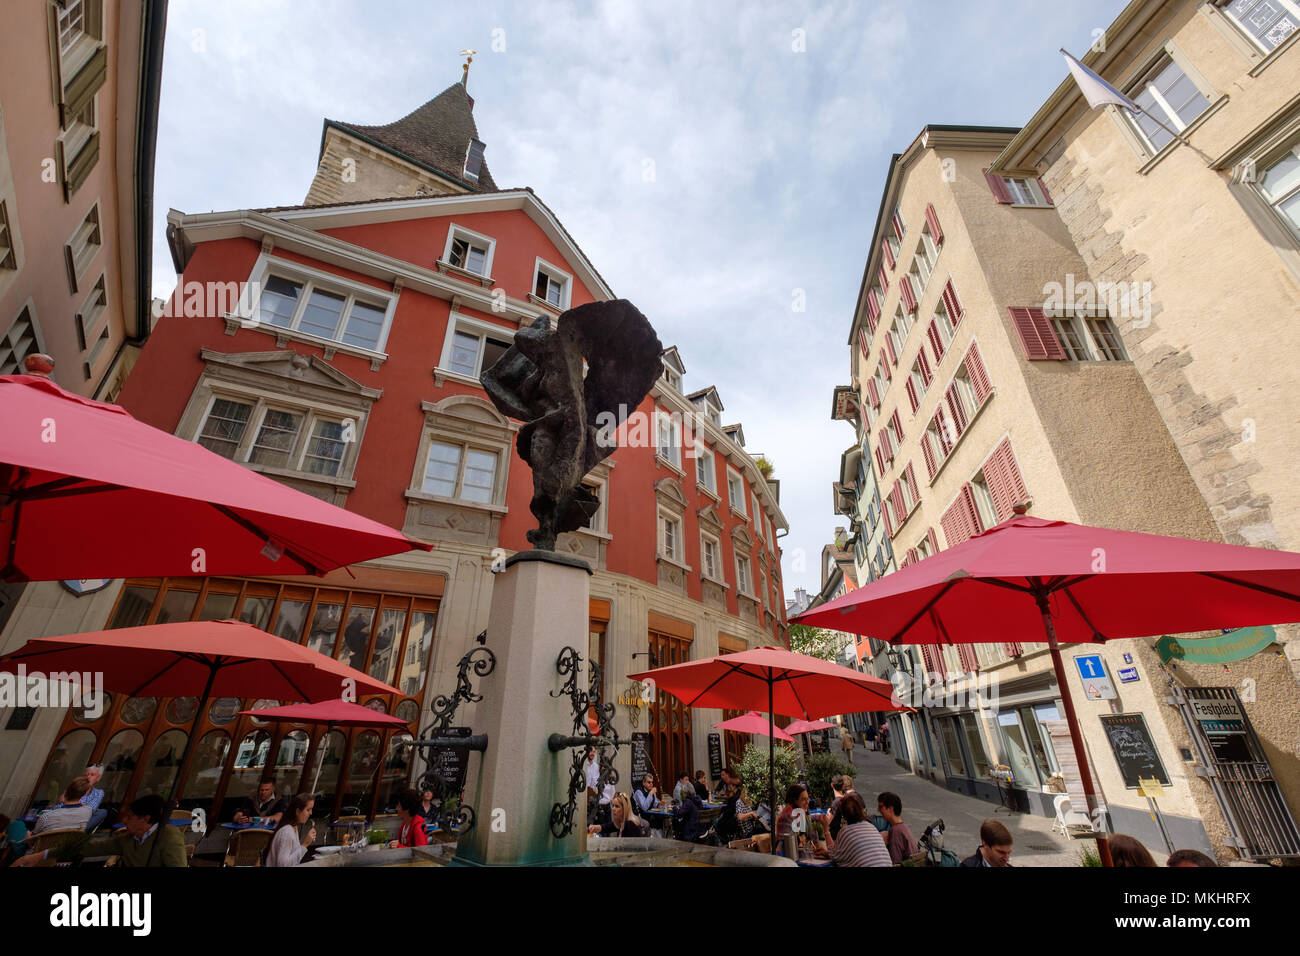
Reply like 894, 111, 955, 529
1060, 48, 1191, 152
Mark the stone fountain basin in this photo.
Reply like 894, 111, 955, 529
299, 844, 450, 867
299, 838, 793, 867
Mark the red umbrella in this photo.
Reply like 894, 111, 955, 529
0, 373, 431, 581
0, 619, 400, 821
713, 711, 796, 741
784, 718, 837, 735
794, 510, 1300, 865
631, 646, 905, 848
238, 700, 408, 796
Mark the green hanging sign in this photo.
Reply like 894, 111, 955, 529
1155, 626, 1277, 665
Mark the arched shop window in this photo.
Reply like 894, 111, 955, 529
272, 729, 310, 796
31, 729, 95, 810
100, 729, 145, 804
136, 729, 187, 800
180, 731, 231, 809
379, 733, 414, 811
342, 731, 381, 816
225, 729, 273, 808
311, 730, 347, 817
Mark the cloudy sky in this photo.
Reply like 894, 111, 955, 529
153, 0, 1128, 598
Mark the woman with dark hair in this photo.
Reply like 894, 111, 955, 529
1109, 834, 1157, 867
389, 789, 429, 848
267, 794, 316, 867
775, 784, 809, 839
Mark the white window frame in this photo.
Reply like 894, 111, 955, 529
420, 439, 501, 505
243, 253, 398, 358
1, 301, 45, 375
64, 201, 101, 293
656, 409, 683, 470
192, 388, 360, 481
532, 257, 573, 310
583, 476, 609, 534
934, 299, 956, 347
735, 553, 754, 598
659, 510, 683, 563
1217, 0, 1300, 55
1122, 52, 1214, 156
662, 366, 683, 391
441, 223, 496, 278
912, 238, 934, 293
0, 200, 15, 270
695, 441, 717, 495
727, 467, 746, 516
700, 531, 723, 582
909, 361, 928, 405
970, 473, 997, 531
436, 312, 515, 384
1002, 176, 1051, 207
765, 514, 775, 552
1254, 139, 1300, 241
1049, 312, 1128, 362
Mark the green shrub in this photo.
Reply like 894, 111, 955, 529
807, 753, 856, 805
1078, 845, 1102, 867
737, 741, 799, 810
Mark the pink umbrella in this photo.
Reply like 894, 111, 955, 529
713, 711, 795, 742
784, 718, 837, 735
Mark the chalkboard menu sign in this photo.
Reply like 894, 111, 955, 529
631, 733, 652, 785
708, 733, 723, 779
1100, 714, 1170, 789
429, 725, 472, 794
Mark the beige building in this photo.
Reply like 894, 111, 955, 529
841, 116, 1300, 860
0, 0, 167, 398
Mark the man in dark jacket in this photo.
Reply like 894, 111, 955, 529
674, 788, 706, 842
960, 818, 1013, 867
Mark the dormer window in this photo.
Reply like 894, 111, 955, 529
463, 138, 486, 182
533, 258, 572, 310
662, 367, 683, 391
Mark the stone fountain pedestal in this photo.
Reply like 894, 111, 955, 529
452, 550, 592, 867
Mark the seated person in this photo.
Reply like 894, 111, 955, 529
232, 780, 287, 826
1, 814, 28, 866
33, 777, 93, 834
693, 770, 710, 800
775, 784, 809, 839
15, 795, 188, 867
673, 771, 695, 804
81, 765, 107, 831
388, 789, 429, 849
877, 791, 918, 864
673, 784, 705, 842
588, 793, 645, 838
632, 775, 661, 828
822, 794, 891, 867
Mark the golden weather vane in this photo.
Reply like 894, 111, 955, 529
459, 48, 477, 85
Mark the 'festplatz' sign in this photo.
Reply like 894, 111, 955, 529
1155, 626, 1276, 665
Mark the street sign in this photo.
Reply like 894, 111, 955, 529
1074, 654, 1116, 700
1117, 666, 1140, 683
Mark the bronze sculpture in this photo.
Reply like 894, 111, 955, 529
481, 299, 663, 551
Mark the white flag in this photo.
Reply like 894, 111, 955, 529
1061, 49, 1139, 112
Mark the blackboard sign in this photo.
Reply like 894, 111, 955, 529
631, 733, 652, 785
1100, 714, 1170, 789
707, 733, 723, 779
429, 725, 471, 794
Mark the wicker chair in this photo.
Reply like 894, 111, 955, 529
223, 828, 272, 867
28, 827, 88, 865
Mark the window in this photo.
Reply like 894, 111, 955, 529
1126, 57, 1211, 153
57, 95, 99, 200
695, 442, 716, 494
1004, 177, 1050, 206
463, 138, 486, 181
1, 305, 43, 375
442, 225, 495, 277
63, 202, 101, 290
765, 514, 775, 552
1219, 0, 1300, 53
48, 0, 106, 134
0, 201, 15, 270
1048, 314, 1128, 361
1257, 141, 1300, 237
736, 554, 752, 595
76, 274, 109, 378
660, 512, 682, 562
656, 411, 682, 468
662, 366, 683, 391
911, 238, 935, 293
701, 533, 721, 581
533, 259, 572, 310
195, 395, 357, 480
249, 258, 394, 353
442, 323, 511, 379
422, 441, 497, 503
727, 468, 746, 515
583, 477, 608, 534
970, 473, 997, 531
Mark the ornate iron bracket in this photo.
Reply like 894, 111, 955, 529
548, 646, 621, 838
415, 633, 496, 836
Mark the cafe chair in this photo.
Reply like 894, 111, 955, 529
29, 828, 88, 865
751, 833, 772, 854
728, 837, 755, 851
223, 828, 272, 867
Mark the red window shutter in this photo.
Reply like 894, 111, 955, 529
907, 547, 919, 566
965, 342, 992, 404
946, 385, 968, 434
891, 409, 904, 444
882, 356, 892, 381
905, 377, 919, 413
924, 202, 944, 246
884, 334, 897, 366
1037, 178, 1054, 205
867, 288, 880, 324
917, 348, 932, 386
961, 483, 983, 535
1007, 306, 1066, 360
940, 486, 979, 547
941, 279, 964, 326
893, 484, 906, 523
878, 265, 890, 295
875, 445, 885, 475
935, 408, 953, 455
926, 526, 939, 554
921, 431, 937, 479
1003, 642, 1024, 658
920, 644, 939, 675
867, 377, 879, 407
957, 643, 980, 673
858, 329, 870, 357
881, 238, 895, 271
892, 212, 905, 243
900, 275, 917, 314
985, 437, 1028, 522
882, 498, 895, 538
983, 168, 1013, 203
927, 321, 946, 363
905, 463, 919, 503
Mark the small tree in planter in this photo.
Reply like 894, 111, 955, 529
737, 741, 799, 812
806, 752, 856, 806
